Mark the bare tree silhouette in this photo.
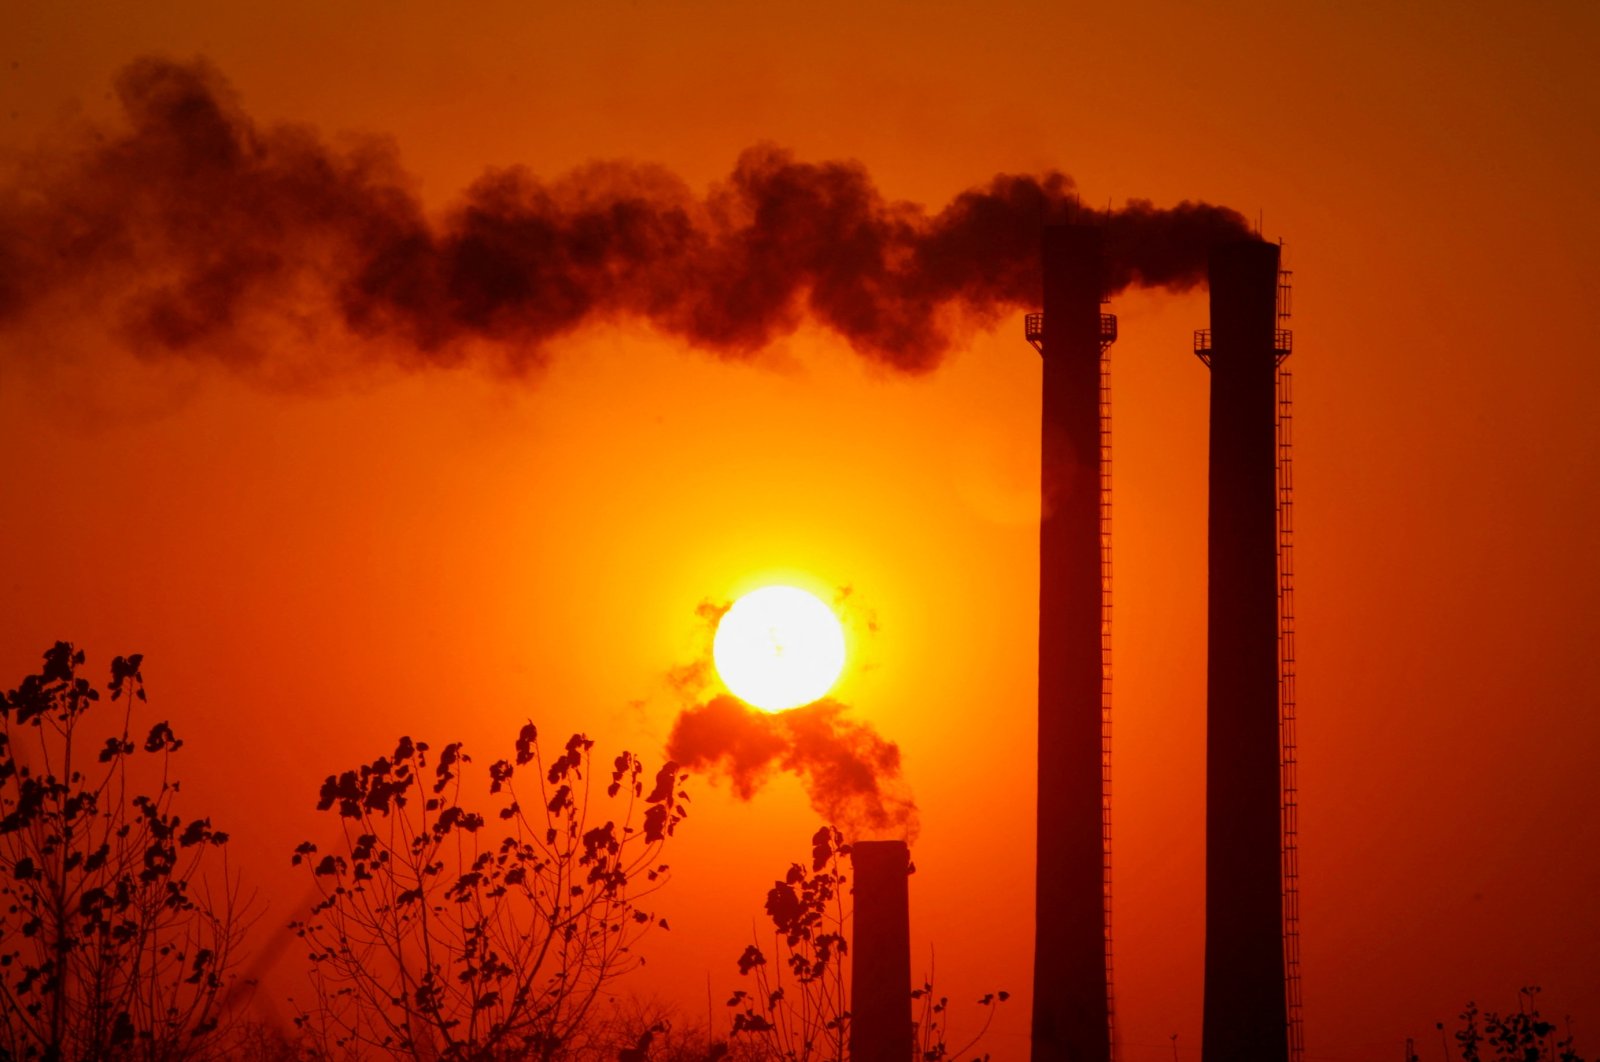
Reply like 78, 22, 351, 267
289, 726, 687, 1060
0, 643, 247, 1061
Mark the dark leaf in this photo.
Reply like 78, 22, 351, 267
515, 723, 538, 766
737, 944, 766, 975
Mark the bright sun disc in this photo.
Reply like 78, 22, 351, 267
713, 586, 846, 712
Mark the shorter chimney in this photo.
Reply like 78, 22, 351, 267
850, 839, 913, 1061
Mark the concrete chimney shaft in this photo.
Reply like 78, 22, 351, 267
850, 839, 913, 1061
1032, 225, 1113, 1062
1200, 240, 1290, 1062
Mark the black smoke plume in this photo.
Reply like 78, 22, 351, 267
667, 695, 918, 842
0, 57, 1254, 375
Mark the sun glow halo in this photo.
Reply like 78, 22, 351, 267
713, 586, 846, 712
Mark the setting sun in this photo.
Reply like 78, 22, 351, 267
713, 586, 847, 712
7, 10, 1600, 1059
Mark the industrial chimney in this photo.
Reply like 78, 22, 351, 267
1196, 240, 1292, 1062
1027, 224, 1115, 1062
849, 839, 913, 1061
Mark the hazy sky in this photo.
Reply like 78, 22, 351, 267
3, 3, 1598, 1059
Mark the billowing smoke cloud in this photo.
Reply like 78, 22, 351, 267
0, 56, 1253, 375
667, 695, 918, 842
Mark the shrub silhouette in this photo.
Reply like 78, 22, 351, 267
725, 827, 1004, 1062
0, 643, 245, 1061
290, 725, 687, 1060
1439, 988, 1587, 1062
726, 826, 852, 1062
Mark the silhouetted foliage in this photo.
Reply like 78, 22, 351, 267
911, 976, 1007, 1062
0, 643, 246, 1061
568, 997, 732, 1062
1444, 988, 1587, 1062
725, 827, 1004, 1062
726, 827, 851, 1062
289, 725, 687, 1061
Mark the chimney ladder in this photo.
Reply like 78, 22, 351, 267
1099, 320, 1117, 1061
1275, 269, 1304, 1062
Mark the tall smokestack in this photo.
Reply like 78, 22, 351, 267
849, 839, 912, 1061
1029, 225, 1114, 1062
1198, 240, 1289, 1062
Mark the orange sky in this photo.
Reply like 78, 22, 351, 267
3, 3, 1599, 1059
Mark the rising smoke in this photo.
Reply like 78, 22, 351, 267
667, 695, 918, 843
0, 57, 1253, 375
